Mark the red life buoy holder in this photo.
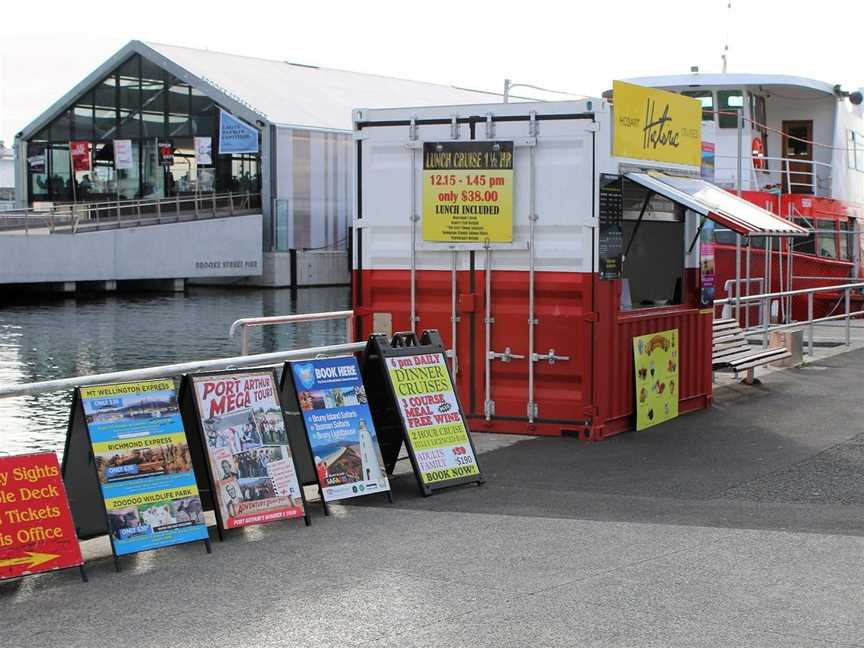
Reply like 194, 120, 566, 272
752, 137, 765, 169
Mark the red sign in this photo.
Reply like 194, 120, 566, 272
0, 453, 83, 581
70, 140, 91, 172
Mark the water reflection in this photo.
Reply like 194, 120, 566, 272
0, 287, 350, 457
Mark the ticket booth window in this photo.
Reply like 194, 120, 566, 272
620, 180, 686, 310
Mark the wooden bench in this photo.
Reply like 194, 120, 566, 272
712, 318, 792, 383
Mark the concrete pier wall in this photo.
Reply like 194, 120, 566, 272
0, 214, 263, 285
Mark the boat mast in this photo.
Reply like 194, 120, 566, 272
721, 1, 732, 73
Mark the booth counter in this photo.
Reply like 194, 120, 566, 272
352, 89, 804, 439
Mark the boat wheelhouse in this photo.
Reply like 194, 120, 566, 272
625, 73, 864, 321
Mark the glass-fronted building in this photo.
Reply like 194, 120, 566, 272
15, 40, 500, 252
22, 53, 260, 206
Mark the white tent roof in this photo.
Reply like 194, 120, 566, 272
145, 42, 503, 131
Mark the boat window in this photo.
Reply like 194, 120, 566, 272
816, 220, 837, 259
852, 131, 864, 171
714, 228, 737, 245
792, 218, 816, 254
681, 90, 714, 123
839, 222, 855, 261
748, 236, 766, 250
718, 90, 744, 129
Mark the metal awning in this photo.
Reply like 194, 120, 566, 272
624, 171, 809, 236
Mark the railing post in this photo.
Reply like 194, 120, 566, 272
845, 287, 851, 347
345, 315, 354, 343
157, 199, 162, 223
762, 296, 769, 349
229, 191, 235, 215
212, 191, 217, 217
240, 327, 249, 356
808, 292, 814, 356
176, 194, 181, 220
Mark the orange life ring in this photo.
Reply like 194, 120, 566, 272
752, 137, 765, 169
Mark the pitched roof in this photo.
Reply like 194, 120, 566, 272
144, 42, 505, 130
17, 40, 505, 140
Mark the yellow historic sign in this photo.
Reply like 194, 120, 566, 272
613, 81, 702, 166
422, 141, 513, 244
633, 329, 679, 431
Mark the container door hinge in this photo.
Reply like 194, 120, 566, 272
485, 113, 495, 139
484, 399, 495, 417
584, 312, 600, 322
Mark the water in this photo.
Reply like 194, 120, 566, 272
0, 287, 351, 457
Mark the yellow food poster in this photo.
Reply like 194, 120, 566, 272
613, 81, 702, 167
633, 329, 679, 430
422, 141, 513, 244
386, 353, 480, 485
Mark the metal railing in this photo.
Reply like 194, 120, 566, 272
0, 191, 261, 235
715, 281, 864, 355
714, 154, 832, 196
0, 342, 366, 400
229, 311, 355, 355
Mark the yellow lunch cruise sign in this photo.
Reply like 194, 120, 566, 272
612, 80, 702, 166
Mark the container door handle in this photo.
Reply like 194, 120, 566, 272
531, 348, 571, 365
488, 347, 525, 363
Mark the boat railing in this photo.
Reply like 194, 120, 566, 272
0, 191, 261, 235
714, 280, 864, 355
229, 311, 355, 355
714, 154, 832, 197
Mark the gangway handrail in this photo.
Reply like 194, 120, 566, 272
714, 280, 864, 355
0, 342, 366, 400
229, 311, 355, 355
715, 281, 864, 304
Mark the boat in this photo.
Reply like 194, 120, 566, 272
623, 72, 864, 322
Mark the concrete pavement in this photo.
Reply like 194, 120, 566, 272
3, 348, 864, 647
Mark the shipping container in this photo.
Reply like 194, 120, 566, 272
352, 95, 804, 439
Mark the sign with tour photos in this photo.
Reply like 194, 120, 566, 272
362, 330, 483, 496
185, 369, 309, 533
73, 380, 211, 568
287, 356, 391, 504
0, 452, 86, 583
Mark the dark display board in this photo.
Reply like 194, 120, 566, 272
361, 330, 484, 496
181, 369, 310, 536
64, 380, 211, 570
285, 356, 391, 505
598, 173, 624, 280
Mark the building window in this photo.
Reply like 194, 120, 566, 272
681, 90, 714, 123
718, 90, 744, 129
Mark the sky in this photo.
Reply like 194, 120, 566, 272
1, 0, 861, 146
